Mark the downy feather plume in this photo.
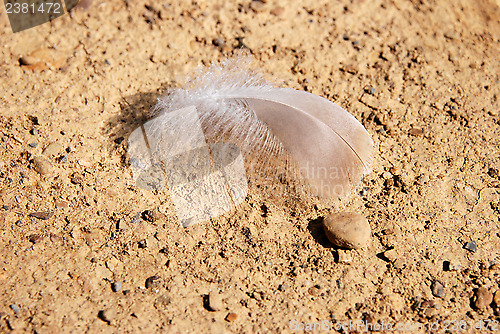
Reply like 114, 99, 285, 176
149, 58, 373, 201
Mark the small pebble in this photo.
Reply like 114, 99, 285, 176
383, 249, 398, 262
342, 64, 358, 75
365, 86, 376, 95
270, 6, 284, 15
225, 312, 238, 322
208, 291, 223, 311
473, 286, 493, 310
111, 281, 122, 292
488, 168, 499, 179
493, 290, 500, 315
322, 213, 371, 249
97, 309, 113, 324
10, 304, 20, 314
142, 209, 159, 222
145, 276, 161, 289
138, 239, 147, 249
57, 155, 68, 163
464, 241, 477, 252
431, 280, 445, 298
443, 261, 461, 271
49, 233, 64, 246
308, 286, 321, 296
28, 234, 43, 243
212, 38, 225, 47
250, 0, 265, 12
42, 142, 63, 156
29, 212, 53, 220
19, 55, 37, 65
420, 299, 435, 308
70, 174, 83, 185
28, 143, 38, 148
278, 283, 288, 292
382, 171, 393, 180
389, 166, 400, 175
32, 156, 53, 175
131, 213, 142, 224
114, 137, 124, 144
382, 228, 395, 235
337, 250, 352, 263
155, 294, 171, 309
490, 263, 500, 271
392, 258, 406, 269
55, 200, 68, 208
116, 220, 128, 230
408, 128, 423, 136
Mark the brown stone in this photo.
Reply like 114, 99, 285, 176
322, 213, 371, 249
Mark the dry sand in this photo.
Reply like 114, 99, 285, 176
0, 0, 499, 332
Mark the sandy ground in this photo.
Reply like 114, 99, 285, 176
0, 0, 499, 333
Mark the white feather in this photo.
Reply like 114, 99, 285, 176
151, 59, 373, 200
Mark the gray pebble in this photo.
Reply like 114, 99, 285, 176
131, 213, 142, 224
365, 86, 376, 95
32, 156, 53, 175
208, 291, 223, 311
112, 281, 122, 292
322, 213, 371, 249
431, 280, 445, 298
278, 283, 288, 292
28, 142, 38, 148
464, 241, 477, 252
10, 304, 20, 314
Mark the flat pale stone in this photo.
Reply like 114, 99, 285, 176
322, 212, 371, 249
42, 142, 63, 156
33, 156, 53, 175
208, 291, 223, 311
